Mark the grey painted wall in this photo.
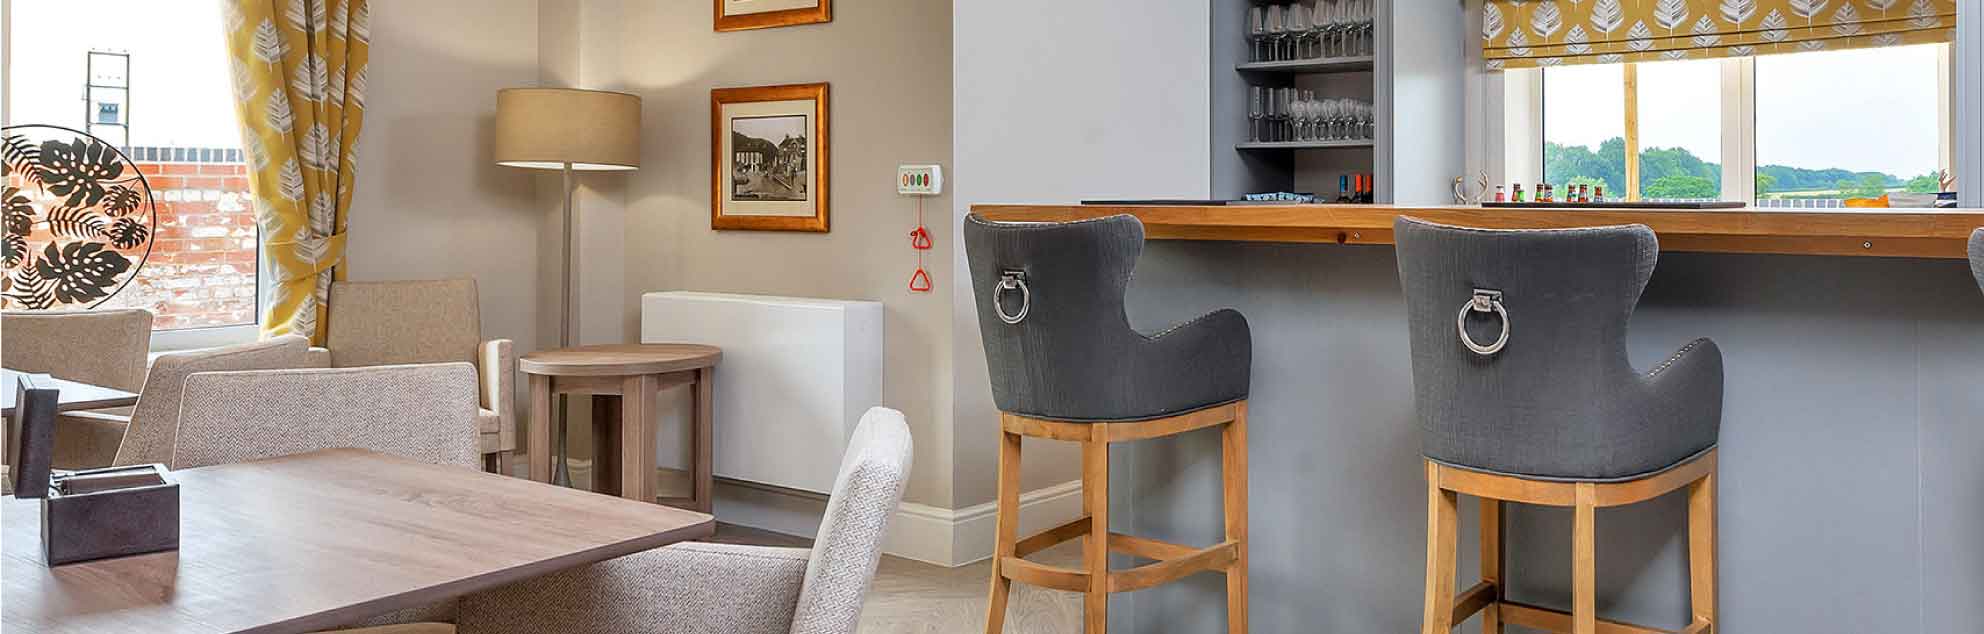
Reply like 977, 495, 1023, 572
1109, 241, 1984, 633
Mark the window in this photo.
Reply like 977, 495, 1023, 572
4, 0, 261, 341
1756, 45, 1946, 205
1526, 43, 1954, 207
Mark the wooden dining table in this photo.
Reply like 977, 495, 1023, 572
2, 448, 715, 633
1, 368, 140, 416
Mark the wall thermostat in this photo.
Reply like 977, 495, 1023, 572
897, 164, 943, 196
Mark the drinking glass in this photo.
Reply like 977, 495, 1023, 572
1287, 3, 1309, 61
1265, 4, 1284, 62
1248, 86, 1264, 142
1308, 1, 1329, 58
1248, 6, 1265, 62
1359, 0, 1375, 57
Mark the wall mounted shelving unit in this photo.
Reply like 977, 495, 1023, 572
1211, 1, 1464, 205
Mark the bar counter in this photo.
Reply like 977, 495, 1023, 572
967, 202, 1984, 632
972, 204, 1984, 259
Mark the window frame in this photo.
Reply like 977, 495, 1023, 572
1502, 43, 1962, 208
0, 2, 268, 351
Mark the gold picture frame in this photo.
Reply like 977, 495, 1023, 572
710, 83, 829, 232
714, 0, 830, 32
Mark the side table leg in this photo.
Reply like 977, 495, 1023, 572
527, 374, 552, 483
593, 395, 623, 496
693, 367, 714, 513
621, 374, 660, 504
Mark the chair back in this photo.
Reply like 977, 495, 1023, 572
325, 280, 482, 368
112, 335, 312, 466
0, 309, 153, 392
790, 406, 913, 634
1395, 218, 1684, 477
170, 363, 481, 470
1969, 228, 1982, 294
963, 214, 1251, 421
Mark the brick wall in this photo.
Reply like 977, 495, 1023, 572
94, 160, 260, 330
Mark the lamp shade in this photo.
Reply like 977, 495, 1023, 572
494, 88, 641, 171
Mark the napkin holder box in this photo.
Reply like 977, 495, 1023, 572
39, 464, 180, 565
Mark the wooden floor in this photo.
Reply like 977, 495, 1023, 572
712, 523, 1085, 633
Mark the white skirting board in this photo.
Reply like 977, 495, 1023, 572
886, 479, 1086, 568
715, 478, 1085, 568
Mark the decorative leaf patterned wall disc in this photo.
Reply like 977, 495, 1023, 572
1, 125, 156, 310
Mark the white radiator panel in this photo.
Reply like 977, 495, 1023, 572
641, 291, 883, 495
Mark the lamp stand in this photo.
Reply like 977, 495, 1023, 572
552, 161, 575, 487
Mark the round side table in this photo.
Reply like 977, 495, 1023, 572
519, 343, 721, 511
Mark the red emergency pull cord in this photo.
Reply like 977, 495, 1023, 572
907, 197, 933, 293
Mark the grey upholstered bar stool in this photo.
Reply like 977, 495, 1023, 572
1394, 218, 1725, 634
965, 213, 1252, 634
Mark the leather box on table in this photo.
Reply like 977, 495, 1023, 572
11, 374, 180, 566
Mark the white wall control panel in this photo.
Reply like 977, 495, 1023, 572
897, 164, 943, 195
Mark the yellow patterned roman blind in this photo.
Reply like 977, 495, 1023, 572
1482, 0, 1958, 69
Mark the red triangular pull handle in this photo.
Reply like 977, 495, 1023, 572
909, 226, 933, 250
908, 267, 932, 292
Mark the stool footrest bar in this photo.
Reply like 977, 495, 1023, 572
1499, 600, 1679, 634
1014, 517, 1091, 558
999, 557, 1089, 593
1108, 541, 1239, 593
1450, 580, 1495, 624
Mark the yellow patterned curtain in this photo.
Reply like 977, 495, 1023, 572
1483, 0, 1957, 69
222, 0, 368, 343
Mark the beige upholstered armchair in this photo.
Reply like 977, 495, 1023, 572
172, 363, 482, 470
452, 406, 914, 634
104, 335, 314, 467
0, 309, 153, 468
315, 280, 514, 473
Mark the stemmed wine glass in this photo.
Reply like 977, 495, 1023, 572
1308, 1, 1329, 59
1248, 6, 1266, 63
1265, 4, 1285, 62
1358, 0, 1376, 57
1248, 86, 1265, 142
1287, 3, 1309, 62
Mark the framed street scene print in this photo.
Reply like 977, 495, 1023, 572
710, 83, 828, 232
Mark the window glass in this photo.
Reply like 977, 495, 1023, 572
6, 0, 258, 330
1543, 64, 1625, 198
1635, 58, 1721, 201
1756, 44, 1945, 206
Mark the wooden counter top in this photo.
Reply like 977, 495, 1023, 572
972, 204, 1984, 259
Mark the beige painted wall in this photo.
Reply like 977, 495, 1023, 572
604, 0, 956, 508
346, 0, 546, 381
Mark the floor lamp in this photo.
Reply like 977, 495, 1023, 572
494, 87, 641, 486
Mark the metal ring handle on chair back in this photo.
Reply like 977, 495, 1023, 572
1457, 288, 1509, 356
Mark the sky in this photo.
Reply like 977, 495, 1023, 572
1545, 44, 1945, 178
6, 0, 242, 148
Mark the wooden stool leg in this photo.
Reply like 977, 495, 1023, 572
984, 430, 1022, 634
1481, 498, 1504, 634
1222, 405, 1249, 634
1688, 470, 1718, 633
1083, 428, 1110, 634
1422, 461, 1459, 634
1573, 483, 1598, 634
592, 396, 622, 496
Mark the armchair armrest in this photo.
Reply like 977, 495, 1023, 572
304, 346, 333, 368
457, 542, 809, 634
478, 339, 514, 453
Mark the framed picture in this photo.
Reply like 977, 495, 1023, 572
711, 83, 829, 232
714, 0, 829, 32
